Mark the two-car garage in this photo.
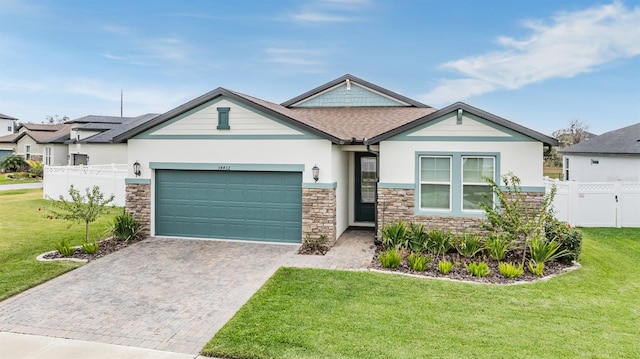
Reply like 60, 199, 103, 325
155, 170, 303, 243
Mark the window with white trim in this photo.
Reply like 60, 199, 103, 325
419, 156, 451, 210
25, 145, 31, 160
462, 156, 494, 211
45, 146, 52, 165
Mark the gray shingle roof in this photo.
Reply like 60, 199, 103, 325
79, 114, 159, 143
0, 113, 19, 121
66, 115, 129, 124
559, 123, 640, 155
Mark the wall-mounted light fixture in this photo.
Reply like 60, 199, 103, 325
133, 161, 141, 177
312, 164, 319, 182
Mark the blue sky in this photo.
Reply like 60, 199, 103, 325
1, 0, 639, 136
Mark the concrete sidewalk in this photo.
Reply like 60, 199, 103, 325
0, 332, 201, 359
0, 182, 42, 191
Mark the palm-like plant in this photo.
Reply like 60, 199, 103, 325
0, 154, 28, 172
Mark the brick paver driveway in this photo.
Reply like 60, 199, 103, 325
0, 238, 298, 354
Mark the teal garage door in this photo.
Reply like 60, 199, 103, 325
0, 149, 13, 161
155, 170, 302, 243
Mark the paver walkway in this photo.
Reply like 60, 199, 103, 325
0, 228, 375, 355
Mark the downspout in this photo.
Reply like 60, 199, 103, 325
364, 138, 381, 245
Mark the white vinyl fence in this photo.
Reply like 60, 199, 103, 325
43, 164, 127, 206
544, 178, 640, 228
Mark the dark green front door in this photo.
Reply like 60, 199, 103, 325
355, 153, 377, 222
155, 170, 302, 243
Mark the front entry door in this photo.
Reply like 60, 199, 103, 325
355, 153, 377, 222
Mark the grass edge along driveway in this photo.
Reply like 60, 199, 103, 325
0, 189, 118, 301
203, 228, 639, 359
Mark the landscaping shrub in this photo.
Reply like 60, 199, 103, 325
378, 248, 401, 268
27, 160, 43, 178
381, 221, 408, 249
545, 218, 582, 263
408, 222, 428, 252
437, 259, 453, 274
81, 240, 99, 254
109, 210, 142, 241
54, 238, 74, 257
467, 262, 491, 277
407, 252, 430, 271
5, 172, 31, 180
480, 172, 557, 266
485, 234, 512, 261
498, 262, 524, 278
0, 154, 28, 172
426, 229, 452, 257
454, 232, 484, 258
528, 237, 568, 266
528, 261, 545, 276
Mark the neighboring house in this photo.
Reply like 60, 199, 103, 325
559, 123, 640, 182
0, 113, 18, 160
0, 123, 70, 165
0, 113, 17, 137
114, 74, 557, 244
65, 114, 158, 165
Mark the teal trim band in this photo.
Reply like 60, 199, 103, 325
150, 162, 305, 172
125, 178, 151, 184
302, 182, 337, 189
378, 183, 413, 189
502, 186, 546, 193
389, 136, 534, 142
134, 134, 320, 140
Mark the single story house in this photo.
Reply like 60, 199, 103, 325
114, 74, 557, 244
559, 122, 640, 182
0, 123, 70, 165
65, 114, 158, 165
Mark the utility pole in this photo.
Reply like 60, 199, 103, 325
120, 89, 123, 117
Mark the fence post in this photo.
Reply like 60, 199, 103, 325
615, 180, 622, 228
568, 181, 576, 226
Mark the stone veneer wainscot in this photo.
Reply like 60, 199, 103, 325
125, 183, 151, 237
302, 187, 337, 245
377, 188, 544, 237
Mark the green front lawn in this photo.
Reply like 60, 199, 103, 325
203, 228, 640, 358
0, 175, 40, 185
0, 189, 118, 301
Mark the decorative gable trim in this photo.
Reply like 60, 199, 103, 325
290, 81, 410, 108
281, 74, 430, 108
366, 102, 558, 147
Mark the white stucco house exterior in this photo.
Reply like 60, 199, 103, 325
114, 74, 557, 244
65, 114, 158, 165
559, 123, 640, 182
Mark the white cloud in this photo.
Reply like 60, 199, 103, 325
285, 0, 369, 23
423, 1, 640, 105
265, 48, 323, 66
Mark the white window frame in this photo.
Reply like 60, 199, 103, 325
461, 156, 495, 212
25, 144, 31, 160
419, 155, 452, 211
45, 146, 52, 166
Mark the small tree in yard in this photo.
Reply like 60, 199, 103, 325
480, 172, 556, 266
47, 185, 115, 244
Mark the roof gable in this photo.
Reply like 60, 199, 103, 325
281, 74, 430, 108
560, 122, 640, 155
143, 97, 306, 138
367, 102, 558, 146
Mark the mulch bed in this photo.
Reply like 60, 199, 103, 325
297, 244, 330, 255
370, 247, 577, 284
42, 237, 145, 261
